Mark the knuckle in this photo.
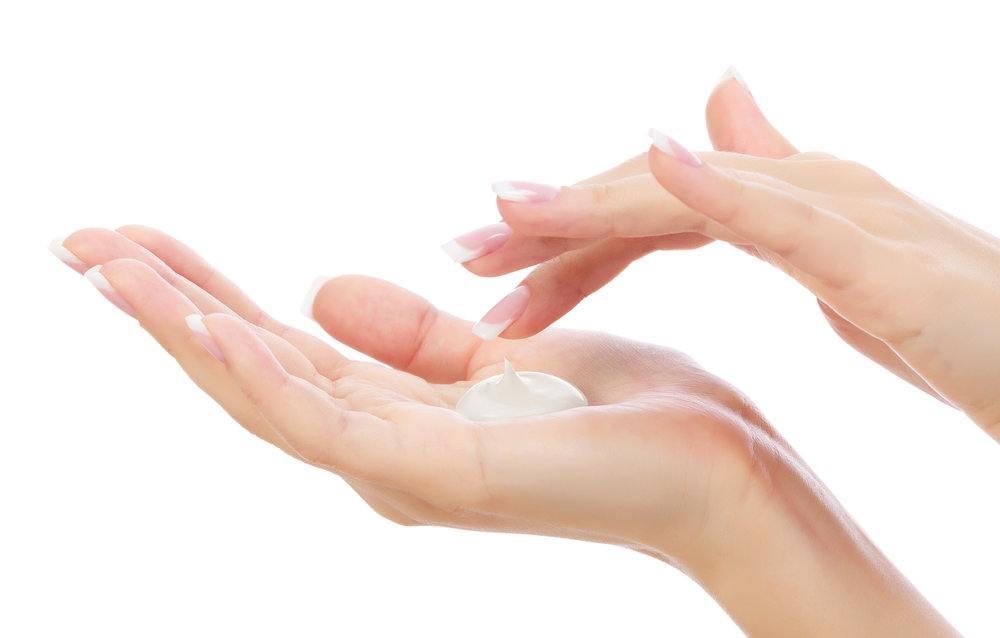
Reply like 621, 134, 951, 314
561, 182, 621, 235
836, 159, 890, 191
839, 248, 936, 343
582, 182, 615, 207
770, 202, 818, 259
717, 176, 747, 224
241, 388, 274, 422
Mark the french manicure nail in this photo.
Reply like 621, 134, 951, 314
472, 286, 530, 340
647, 129, 702, 167
718, 65, 752, 98
185, 314, 225, 364
491, 181, 561, 203
84, 265, 137, 318
48, 236, 88, 274
442, 222, 512, 263
301, 275, 330, 321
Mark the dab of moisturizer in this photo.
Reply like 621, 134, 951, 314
456, 360, 587, 421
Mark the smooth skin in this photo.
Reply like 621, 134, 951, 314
466, 74, 1000, 441
53, 76, 970, 635
58, 225, 955, 636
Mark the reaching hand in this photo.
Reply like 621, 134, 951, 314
446, 71, 793, 339
52, 225, 956, 636
449, 73, 1000, 438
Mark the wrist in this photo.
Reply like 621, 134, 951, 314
663, 431, 958, 637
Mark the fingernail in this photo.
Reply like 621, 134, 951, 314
84, 265, 137, 318
48, 236, 88, 274
472, 286, 530, 340
185, 314, 225, 364
442, 222, 512, 263
491, 181, 561, 203
301, 275, 330, 321
647, 129, 702, 167
718, 65, 753, 98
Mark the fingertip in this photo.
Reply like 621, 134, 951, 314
490, 317, 543, 340
202, 313, 271, 372
497, 182, 630, 240
201, 311, 246, 337
83, 261, 141, 318
471, 285, 530, 341
58, 227, 114, 271
492, 181, 590, 239
185, 313, 226, 364
648, 129, 703, 167
441, 222, 512, 264
708, 65, 755, 118
49, 235, 88, 274
491, 181, 560, 203
460, 254, 512, 278
705, 69, 798, 158
717, 65, 752, 96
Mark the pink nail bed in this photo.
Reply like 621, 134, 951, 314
185, 315, 226, 364
647, 129, 702, 167
491, 181, 561, 203
472, 286, 530, 340
442, 222, 512, 263
84, 265, 137, 318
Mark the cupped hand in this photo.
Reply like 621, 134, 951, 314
53, 226, 958, 636
453, 74, 1000, 438
55, 225, 771, 560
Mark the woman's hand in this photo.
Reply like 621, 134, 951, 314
446, 71, 794, 339
55, 226, 761, 560
451, 74, 1000, 439
53, 226, 956, 636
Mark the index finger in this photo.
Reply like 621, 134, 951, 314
647, 132, 875, 292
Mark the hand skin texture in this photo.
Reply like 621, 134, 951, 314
55, 226, 956, 636
463, 72, 1000, 441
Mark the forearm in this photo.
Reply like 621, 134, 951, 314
665, 445, 958, 636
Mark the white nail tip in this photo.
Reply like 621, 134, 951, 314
301, 276, 330, 321
185, 314, 226, 363
471, 318, 513, 341
185, 314, 208, 336
441, 240, 483, 264
718, 65, 748, 89
84, 265, 112, 292
647, 128, 674, 156
83, 264, 137, 317
491, 181, 535, 202
49, 236, 85, 267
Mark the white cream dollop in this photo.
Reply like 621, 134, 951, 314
455, 360, 588, 421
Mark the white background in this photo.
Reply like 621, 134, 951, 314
3, 1, 998, 635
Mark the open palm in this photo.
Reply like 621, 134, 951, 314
59, 225, 778, 561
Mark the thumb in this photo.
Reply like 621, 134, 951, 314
706, 67, 798, 158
